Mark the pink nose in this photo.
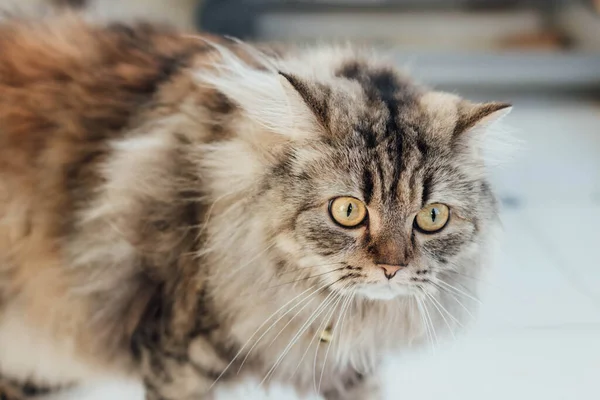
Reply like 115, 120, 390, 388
380, 265, 402, 280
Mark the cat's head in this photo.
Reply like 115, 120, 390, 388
197, 45, 510, 302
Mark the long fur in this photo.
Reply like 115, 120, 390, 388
0, 16, 511, 400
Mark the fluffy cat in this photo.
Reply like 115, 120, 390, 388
0, 16, 510, 400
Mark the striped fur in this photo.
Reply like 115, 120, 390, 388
0, 16, 510, 400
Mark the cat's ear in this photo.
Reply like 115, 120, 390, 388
194, 48, 322, 141
453, 101, 516, 165
454, 101, 512, 136
278, 72, 330, 132
419, 92, 511, 138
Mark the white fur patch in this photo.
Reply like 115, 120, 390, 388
43, 378, 323, 400
0, 307, 109, 386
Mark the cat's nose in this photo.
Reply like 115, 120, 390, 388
379, 264, 403, 280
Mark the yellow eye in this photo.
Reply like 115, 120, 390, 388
414, 203, 450, 233
329, 197, 367, 228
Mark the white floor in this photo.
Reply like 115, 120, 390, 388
46, 95, 600, 399
383, 95, 600, 400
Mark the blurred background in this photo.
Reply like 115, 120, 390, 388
2, 1, 599, 399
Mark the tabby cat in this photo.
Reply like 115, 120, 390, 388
0, 16, 510, 400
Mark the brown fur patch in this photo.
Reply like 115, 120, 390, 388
0, 15, 217, 380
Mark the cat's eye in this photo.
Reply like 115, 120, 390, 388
329, 197, 367, 228
414, 203, 450, 233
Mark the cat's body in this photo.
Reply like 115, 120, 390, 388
0, 16, 508, 400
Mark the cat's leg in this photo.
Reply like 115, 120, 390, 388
0, 381, 23, 400
0, 377, 53, 400
134, 310, 230, 400
132, 271, 231, 399
323, 373, 382, 400
139, 350, 219, 400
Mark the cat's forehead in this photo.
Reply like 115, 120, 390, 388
281, 58, 471, 208
280, 54, 455, 146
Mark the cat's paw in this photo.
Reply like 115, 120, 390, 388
0, 384, 25, 400
0, 379, 56, 400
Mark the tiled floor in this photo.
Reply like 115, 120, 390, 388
385, 95, 600, 400
48, 96, 600, 399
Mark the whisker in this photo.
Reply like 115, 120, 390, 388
435, 279, 482, 305
263, 284, 342, 349
439, 269, 535, 304
289, 289, 343, 381
429, 291, 464, 328
414, 295, 434, 353
424, 292, 456, 339
416, 294, 438, 350
277, 262, 346, 276
429, 267, 490, 287
237, 280, 335, 374
427, 257, 528, 306
313, 292, 344, 393
210, 284, 317, 388
260, 290, 338, 387
408, 296, 420, 343
335, 289, 355, 364
422, 294, 440, 347
318, 291, 353, 393
429, 281, 476, 320
267, 267, 346, 289
259, 278, 347, 387
289, 307, 330, 380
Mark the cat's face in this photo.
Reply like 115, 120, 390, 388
263, 73, 507, 301
199, 49, 509, 302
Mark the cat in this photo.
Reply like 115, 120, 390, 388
0, 15, 510, 400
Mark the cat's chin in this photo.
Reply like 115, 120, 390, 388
355, 283, 413, 301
